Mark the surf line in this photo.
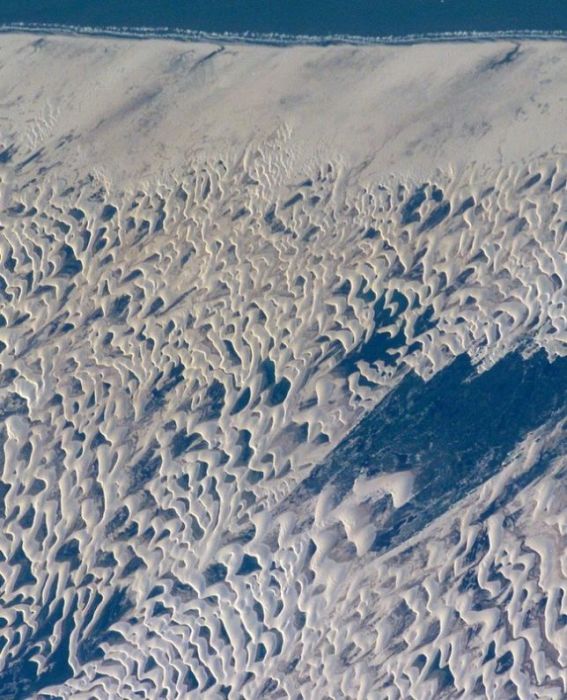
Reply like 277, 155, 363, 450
2, 22, 567, 47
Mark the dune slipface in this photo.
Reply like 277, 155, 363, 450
0, 33, 565, 700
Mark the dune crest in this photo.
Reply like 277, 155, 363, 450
0, 32, 565, 700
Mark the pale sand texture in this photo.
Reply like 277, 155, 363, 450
0, 35, 566, 183
0, 33, 565, 700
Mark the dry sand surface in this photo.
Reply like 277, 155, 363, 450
0, 35, 566, 182
0, 33, 565, 700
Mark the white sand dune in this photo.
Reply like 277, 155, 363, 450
0, 32, 565, 700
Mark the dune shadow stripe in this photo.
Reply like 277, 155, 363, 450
295, 349, 566, 553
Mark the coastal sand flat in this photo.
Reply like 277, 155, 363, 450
0, 34, 566, 182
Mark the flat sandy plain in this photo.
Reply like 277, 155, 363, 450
0, 33, 566, 699
1, 35, 567, 180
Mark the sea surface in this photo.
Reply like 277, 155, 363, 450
1, 0, 567, 44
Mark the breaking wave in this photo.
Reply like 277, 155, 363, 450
1, 21, 567, 46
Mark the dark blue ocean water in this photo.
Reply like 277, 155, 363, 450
1, 0, 566, 44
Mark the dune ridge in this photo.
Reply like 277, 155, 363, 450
0, 33, 565, 699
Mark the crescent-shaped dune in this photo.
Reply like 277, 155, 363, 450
0, 33, 565, 700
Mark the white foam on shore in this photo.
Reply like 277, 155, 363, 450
2, 22, 567, 47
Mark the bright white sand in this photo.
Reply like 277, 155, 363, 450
0, 32, 565, 700
0, 34, 566, 183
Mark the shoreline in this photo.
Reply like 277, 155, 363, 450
2, 22, 567, 48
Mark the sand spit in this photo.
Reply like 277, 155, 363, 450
0, 33, 565, 700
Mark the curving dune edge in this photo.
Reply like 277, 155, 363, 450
0, 33, 566, 700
